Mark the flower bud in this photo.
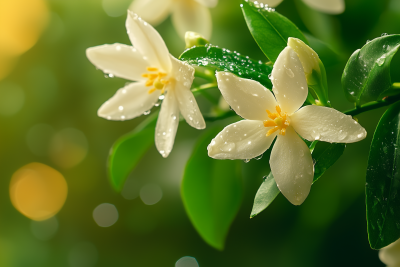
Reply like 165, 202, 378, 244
185, 32, 209, 48
288, 37, 330, 107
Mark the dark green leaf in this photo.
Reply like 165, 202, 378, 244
342, 35, 400, 105
180, 45, 273, 89
312, 143, 346, 183
250, 141, 345, 217
181, 127, 243, 250
366, 101, 400, 249
108, 114, 157, 192
241, 0, 308, 63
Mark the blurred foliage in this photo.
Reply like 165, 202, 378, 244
1, 0, 400, 266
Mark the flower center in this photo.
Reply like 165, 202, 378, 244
263, 105, 290, 136
142, 67, 170, 94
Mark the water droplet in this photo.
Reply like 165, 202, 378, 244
376, 56, 386, 66
143, 110, 151, 115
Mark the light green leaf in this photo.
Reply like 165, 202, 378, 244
366, 101, 400, 249
250, 172, 280, 218
241, 0, 308, 63
108, 114, 157, 192
181, 127, 243, 250
180, 45, 273, 89
342, 34, 400, 105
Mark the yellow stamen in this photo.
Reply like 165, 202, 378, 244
145, 80, 154, 87
148, 88, 156, 94
147, 67, 158, 71
263, 105, 290, 136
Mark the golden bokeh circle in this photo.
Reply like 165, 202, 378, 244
9, 162, 68, 221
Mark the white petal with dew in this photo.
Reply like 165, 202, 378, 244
126, 11, 172, 72
379, 238, 400, 266
194, 0, 218, 8
155, 90, 180, 158
98, 82, 161, 121
171, 0, 212, 40
288, 37, 320, 76
129, 0, 173, 26
170, 56, 205, 129
208, 120, 276, 160
270, 127, 313, 205
258, 0, 284, 7
271, 46, 308, 115
290, 105, 367, 143
86, 44, 148, 81
302, 0, 345, 14
216, 72, 277, 121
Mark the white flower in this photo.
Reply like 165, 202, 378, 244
379, 238, 400, 266
258, 0, 345, 14
129, 0, 217, 40
207, 46, 366, 205
86, 11, 205, 158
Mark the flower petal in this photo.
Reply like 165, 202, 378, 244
194, 0, 218, 8
270, 126, 314, 205
98, 82, 161, 121
216, 72, 277, 121
129, 0, 173, 26
258, 0, 284, 7
171, 0, 212, 40
302, 0, 345, 14
170, 56, 205, 129
208, 120, 276, 160
86, 43, 148, 81
379, 238, 400, 266
271, 46, 308, 115
290, 105, 367, 143
155, 90, 180, 158
126, 11, 172, 72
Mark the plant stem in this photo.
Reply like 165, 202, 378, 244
344, 93, 400, 116
192, 83, 219, 105
203, 110, 237, 122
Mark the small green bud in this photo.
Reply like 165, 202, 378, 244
185, 32, 209, 49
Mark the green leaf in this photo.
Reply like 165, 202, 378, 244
342, 34, 400, 105
312, 142, 346, 183
250, 172, 280, 218
180, 45, 273, 89
241, 0, 308, 63
366, 101, 400, 249
181, 127, 243, 250
108, 114, 157, 192
250, 141, 345, 218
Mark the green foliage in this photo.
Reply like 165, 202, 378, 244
180, 45, 273, 89
181, 127, 243, 250
241, 0, 308, 63
342, 35, 400, 105
250, 142, 345, 218
366, 101, 400, 249
108, 114, 157, 192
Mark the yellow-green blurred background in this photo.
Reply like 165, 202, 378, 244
1, 0, 400, 266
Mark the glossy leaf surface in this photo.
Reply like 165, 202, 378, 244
250, 141, 345, 217
108, 114, 157, 191
181, 127, 243, 250
241, 0, 308, 63
342, 35, 400, 104
366, 101, 400, 249
180, 45, 273, 89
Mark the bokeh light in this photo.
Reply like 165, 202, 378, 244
0, 0, 49, 80
30, 216, 59, 241
175, 256, 199, 267
93, 203, 119, 227
139, 184, 163, 205
9, 162, 68, 221
102, 0, 131, 17
49, 128, 88, 169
